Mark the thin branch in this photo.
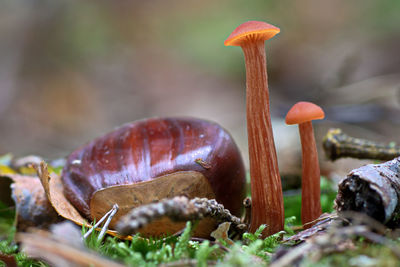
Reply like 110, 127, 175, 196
116, 196, 246, 236
323, 128, 400, 161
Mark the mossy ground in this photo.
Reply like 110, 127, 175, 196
1, 175, 399, 266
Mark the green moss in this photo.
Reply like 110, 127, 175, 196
0, 239, 48, 267
0, 202, 15, 240
83, 222, 214, 266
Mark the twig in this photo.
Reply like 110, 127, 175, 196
83, 204, 119, 240
270, 242, 314, 267
97, 204, 119, 241
83, 206, 114, 239
242, 197, 251, 226
116, 196, 246, 236
284, 213, 340, 243
17, 230, 124, 267
323, 128, 400, 161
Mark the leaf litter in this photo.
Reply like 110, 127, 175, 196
2, 155, 400, 266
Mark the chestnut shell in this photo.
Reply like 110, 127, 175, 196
61, 117, 246, 219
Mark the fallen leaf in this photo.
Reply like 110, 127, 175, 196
211, 222, 234, 245
9, 174, 61, 230
0, 173, 61, 231
0, 165, 16, 175
36, 162, 88, 227
36, 162, 125, 238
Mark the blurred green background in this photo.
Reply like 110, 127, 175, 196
1, 0, 399, 178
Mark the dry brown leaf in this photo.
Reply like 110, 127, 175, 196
0, 173, 61, 231
36, 162, 87, 227
12, 174, 61, 230
36, 162, 126, 238
210, 222, 234, 245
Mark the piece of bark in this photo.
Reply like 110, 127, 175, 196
116, 196, 246, 237
335, 156, 400, 226
284, 213, 340, 243
323, 128, 400, 161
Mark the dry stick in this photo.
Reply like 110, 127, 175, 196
284, 213, 340, 243
242, 197, 252, 226
83, 205, 115, 239
323, 128, 400, 161
17, 231, 125, 267
97, 204, 119, 241
116, 196, 246, 236
270, 242, 314, 267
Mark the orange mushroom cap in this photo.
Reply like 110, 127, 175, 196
224, 21, 280, 46
285, 101, 325, 125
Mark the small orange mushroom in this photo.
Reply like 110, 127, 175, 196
285, 101, 325, 228
225, 21, 283, 237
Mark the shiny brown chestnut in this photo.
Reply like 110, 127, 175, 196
61, 117, 246, 236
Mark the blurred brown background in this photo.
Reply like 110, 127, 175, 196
1, 0, 400, 178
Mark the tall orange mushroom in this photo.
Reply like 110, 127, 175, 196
225, 21, 284, 236
285, 101, 325, 228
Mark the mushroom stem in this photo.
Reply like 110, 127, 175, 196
242, 41, 284, 236
298, 121, 321, 227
